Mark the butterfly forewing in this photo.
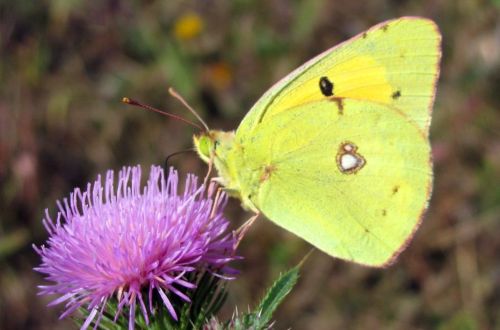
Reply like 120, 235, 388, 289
237, 17, 441, 137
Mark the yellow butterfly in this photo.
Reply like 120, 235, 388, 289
193, 17, 441, 267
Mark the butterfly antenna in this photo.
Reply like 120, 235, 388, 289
168, 87, 210, 132
164, 149, 195, 171
122, 97, 203, 131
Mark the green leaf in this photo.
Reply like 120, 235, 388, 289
237, 252, 311, 330
252, 266, 299, 329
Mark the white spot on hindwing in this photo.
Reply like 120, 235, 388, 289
336, 141, 366, 174
340, 153, 359, 170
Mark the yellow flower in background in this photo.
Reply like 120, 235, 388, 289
174, 12, 203, 40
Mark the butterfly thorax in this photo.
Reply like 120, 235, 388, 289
194, 130, 255, 207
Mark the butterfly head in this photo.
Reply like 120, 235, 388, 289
193, 130, 235, 164
193, 131, 214, 163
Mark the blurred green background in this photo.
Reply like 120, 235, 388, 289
1, 1, 499, 329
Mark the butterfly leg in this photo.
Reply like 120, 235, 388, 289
209, 186, 225, 220
203, 154, 214, 187
234, 212, 260, 248
210, 176, 225, 185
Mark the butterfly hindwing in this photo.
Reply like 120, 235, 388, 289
231, 99, 432, 266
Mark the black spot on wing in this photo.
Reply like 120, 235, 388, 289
319, 76, 334, 96
392, 90, 401, 100
392, 185, 400, 195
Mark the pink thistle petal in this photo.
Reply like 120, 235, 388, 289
158, 287, 178, 321
129, 298, 136, 330
137, 291, 149, 325
167, 284, 191, 302
81, 307, 98, 330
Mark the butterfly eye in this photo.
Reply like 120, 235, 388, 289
319, 76, 334, 97
214, 140, 220, 150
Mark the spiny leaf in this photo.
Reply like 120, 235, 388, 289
253, 266, 300, 329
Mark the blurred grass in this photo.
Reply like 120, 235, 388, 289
0, 0, 499, 329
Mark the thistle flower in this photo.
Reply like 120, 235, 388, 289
34, 165, 238, 329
